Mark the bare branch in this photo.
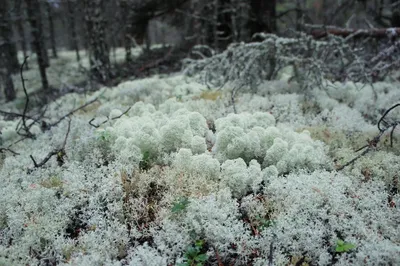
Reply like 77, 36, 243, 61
18, 56, 35, 139
111, 106, 131, 120
49, 97, 99, 128
337, 103, 400, 171
0, 147, 19, 155
30, 119, 72, 169
89, 106, 131, 128
309, 26, 400, 39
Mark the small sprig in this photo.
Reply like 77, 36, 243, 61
335, 239, 356, 253
171, 197, 190, 214
178, 240, 208, 266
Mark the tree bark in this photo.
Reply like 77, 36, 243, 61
1, 69, 16, 102
46, 2, 58, 58
83, 0, 112, 83
26, 0, 49, 91
310, 27, 400, 39
213, 0, 219, 50
39, 1, 50, 68
0, 0, 16, 101
119, 0, 133, 63
66, 0, 80, 61
14, 0, 29, 69
0, 0, 20, 74
248, 0, 277, 36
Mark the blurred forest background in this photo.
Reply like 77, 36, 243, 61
1, 0, 400, 102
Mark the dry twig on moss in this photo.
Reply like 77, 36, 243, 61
30, 119, 72, 169
337, 103, 400, 171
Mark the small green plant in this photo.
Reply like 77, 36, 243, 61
171, 197, 190, 214
96, 130, 111, 142
335, 239, 356, 253
178, 240, 208, 266
254, 215, 275, 232
40, 175, 63, 189
139, 150, 152, 170
176, 95, 183, 101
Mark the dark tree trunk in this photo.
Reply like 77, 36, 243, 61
217, 0, 234, 49
213, 0, 219, 50
0, 0, 20, 74
0, 0, 16, 101
14, 0, 29, 69
67, 0, 80, 61
46, 2, 57, 58
8, 45, 20, 74
83, 0, 112, 83
119, 0, 133, 63
2, 69, 16, 102
26, 0, 49, 91
248, 0, 277, 36
0, 56, 16, 102
390, 0, 400, 27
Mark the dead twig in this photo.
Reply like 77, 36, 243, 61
89, 106, 131, 128
0, 147, 19, 155
0, 110, 36, 121
337, 103, 400, 171
49, 97, 99, 129
30, 119, 72, 168
88, 117, 108, 128
111, 106, 131, 120
17, 56, 35, 139
310, 26, 400, 39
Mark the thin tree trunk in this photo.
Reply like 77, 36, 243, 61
15, 0, 29, 69
295, 0, 302, 31
26, 0, 49, 91
391, 0, 400, 27
40, 1, 50, 68
238, 1, 250, 41
145, 24, 151, 52
2, 69, 16, 102
213, 0, 219, 50
83, 0, 112, 83
194, 1, 204, 45
119, 0, 133, 63
0, 0, 16, 101
46, 2, 57, 58
8, 44, 20, 74
230, 0, 239, 42
67, 0, 80, 61
249, 0, 277, 35
0, 56, 16, 102
0, 0, 20, 74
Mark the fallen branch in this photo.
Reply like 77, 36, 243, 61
49, 97, 99, 129
0, 147, 19, 156
337, 103, 400, 171
0, 110, 36, 121
88, 117, 108, 128
309, 26, 400, 39
89, 106, 131, 128
30, 119, 71, 169
138, 47, 173, 72
111, 106, 131, 120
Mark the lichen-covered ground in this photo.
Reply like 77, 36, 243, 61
0, 49, 399, 266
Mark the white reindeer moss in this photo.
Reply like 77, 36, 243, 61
213, 112, 330, 173
261, 170, 400, 265
127, 243, 168, 266
2, 56, 400, 265
154, 188, 251, 260
220, 158, 262, 198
